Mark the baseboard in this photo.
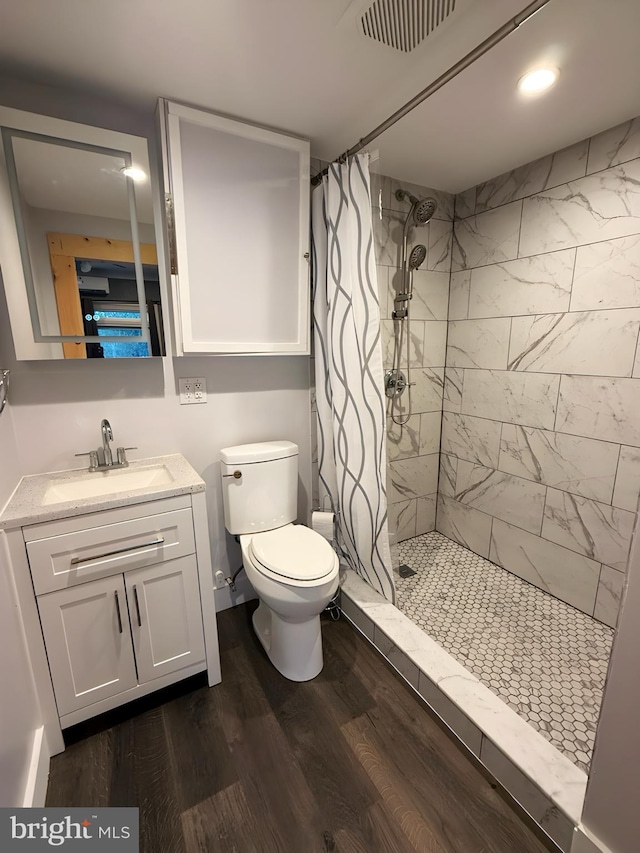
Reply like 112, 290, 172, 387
214, 573, 257, 612
22, 726, 50, 807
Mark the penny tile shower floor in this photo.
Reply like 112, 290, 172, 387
396, 532, 614, 773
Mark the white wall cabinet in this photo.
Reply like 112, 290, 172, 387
159, 99, 310, 355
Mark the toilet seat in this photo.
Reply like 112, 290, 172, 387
248, 524, 337, 584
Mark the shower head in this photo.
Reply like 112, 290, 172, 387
395, 187, 438, 225
408, 244, 426, 270
413, 197, 437, 224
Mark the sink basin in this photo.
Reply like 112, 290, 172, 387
42, 465, 175, 505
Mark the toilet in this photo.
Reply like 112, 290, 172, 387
220, 440, 339, 682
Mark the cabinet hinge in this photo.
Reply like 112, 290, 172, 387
165, 192, 178, 275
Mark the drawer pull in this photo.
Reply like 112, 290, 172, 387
70, 537, 165, 566
133, 585, 142, 627
114, 591, 123, 634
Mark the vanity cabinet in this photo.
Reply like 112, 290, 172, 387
17, 492, 217, 729
158, 99, 310, 355
37, 555, 205, 718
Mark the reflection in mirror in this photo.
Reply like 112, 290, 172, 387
77, 258, 163, 359
1, 128, 163, 358
46, 232, 163, 358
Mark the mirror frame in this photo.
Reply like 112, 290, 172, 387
0, 105, 162, 360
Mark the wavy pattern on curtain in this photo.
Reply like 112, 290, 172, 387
311, 154, 395, 603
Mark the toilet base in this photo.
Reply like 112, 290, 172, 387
252, 601, 324, 682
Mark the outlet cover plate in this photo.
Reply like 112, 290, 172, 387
179, 377, 207, 405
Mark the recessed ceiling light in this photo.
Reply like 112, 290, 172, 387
518, 67, 558, 95
120, 166, 147, 182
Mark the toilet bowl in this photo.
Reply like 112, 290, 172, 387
220, 440, 339, 682
240, 524, 339, 681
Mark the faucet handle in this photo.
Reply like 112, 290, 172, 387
116, 446, 137, 465
75, 451, 99, 470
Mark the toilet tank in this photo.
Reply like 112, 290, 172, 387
220, 440, 298, 534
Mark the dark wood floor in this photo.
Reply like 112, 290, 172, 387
47, 602, 554, 853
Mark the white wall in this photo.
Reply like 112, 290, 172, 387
0, 391, 43, 806
2, 351, 313, 583
0, 74, 314, 587
0, 532, 43, 806
1, 260, 313, 587
578, 524, 640, 853
0, 75, 313, 806
0, 378, 22, 506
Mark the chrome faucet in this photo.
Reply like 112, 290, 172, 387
76, 419, 137, 472
101, 418, 113, 467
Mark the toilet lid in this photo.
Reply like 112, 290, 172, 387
250, 525, 336, 582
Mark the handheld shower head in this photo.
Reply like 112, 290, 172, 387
408, 244, 426, 270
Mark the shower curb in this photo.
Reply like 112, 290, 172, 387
339, 568, 588, 853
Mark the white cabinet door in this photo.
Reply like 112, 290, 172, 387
37, 574, 138, 716
125, 555, 205, 684
159, 99, 310, 355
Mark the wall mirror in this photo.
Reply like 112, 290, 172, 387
0, 106, 165, 360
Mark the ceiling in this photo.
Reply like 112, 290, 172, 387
0, 0, 639, 193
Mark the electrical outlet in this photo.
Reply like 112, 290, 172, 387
192, 377, 207, 403
179, 377, 207, 405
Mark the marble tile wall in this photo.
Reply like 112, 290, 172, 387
440, 115, 640, 627
371, 170, 454, 544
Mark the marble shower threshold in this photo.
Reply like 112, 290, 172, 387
340, 568, 588, 853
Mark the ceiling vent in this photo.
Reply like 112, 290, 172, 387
360, 0, 457, 52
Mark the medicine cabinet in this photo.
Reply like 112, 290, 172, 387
0, 106, 166, 360
158, 99, 310, 355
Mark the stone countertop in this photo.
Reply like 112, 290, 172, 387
0, 454, 205, 530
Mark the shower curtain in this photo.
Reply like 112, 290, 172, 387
311, 154, 395, 603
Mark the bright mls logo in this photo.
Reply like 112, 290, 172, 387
1, 808, 138, 850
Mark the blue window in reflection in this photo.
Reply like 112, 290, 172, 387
94, 310, 149, 359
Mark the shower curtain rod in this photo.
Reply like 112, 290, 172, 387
311, 0, 552, 186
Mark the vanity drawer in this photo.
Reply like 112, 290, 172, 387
27, 507, 196, 595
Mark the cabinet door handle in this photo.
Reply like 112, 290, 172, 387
133, 585, 142, 627
70, 537, 165, 566
114, 591, 123, 634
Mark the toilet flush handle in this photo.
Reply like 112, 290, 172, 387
223, 470, 242, 479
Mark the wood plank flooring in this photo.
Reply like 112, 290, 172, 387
47, 602, 555, 853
